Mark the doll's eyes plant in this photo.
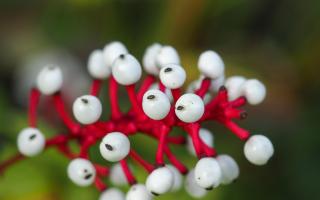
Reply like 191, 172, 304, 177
0, 41, 274, 200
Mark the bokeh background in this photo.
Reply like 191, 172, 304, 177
0, 0, 320, 200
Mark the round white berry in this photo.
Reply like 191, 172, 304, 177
99, 132, 130, 162
73, 95, 102, 124
36, 65, 63, 95
216, 155, 239, 185
88, 49, 110, 79
166, 165, 183, 191
67, 158, 96, 187
198, 50, 225, 79
159, 64, 186, 89
175, 94, 204, 123
143, 43, 162, 75
126, 184, 153, 200
155, 46, 180, 69
142, 89, 171, 120
112, 54, 142, 85
225, 76, 247, 101
241, 79, 266, 105
17, 127, 45, 157
146, 166, 174, 196
103, 41, 128, 68
110, 163, 128, 186
244, 135, 274, 165
185, 169, 207, 198
194, 157, 222, 189
99, 188, 125, 200
187, 128, 214, 156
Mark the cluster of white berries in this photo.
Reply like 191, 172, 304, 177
15, 41, 274, 200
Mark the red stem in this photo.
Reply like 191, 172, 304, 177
28, 88, 40, 127
156, 125, 170, 165
223, 120, 250, 140
195, 78, 211, 98
109, 77, 122, 119
90, 79, 102, 96
164, 146, 188, 174
129, 150, 154, 173
120, 160, 136, 185
53, 93, 80, 134
94, 177, 107, 192
137, 75, 155, 102
126, 84, 145, 117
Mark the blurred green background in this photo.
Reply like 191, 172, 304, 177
0, 0, 320, 199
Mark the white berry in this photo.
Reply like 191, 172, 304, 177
194, 157, 222, 189
99, 188, 125, 200
216, 154, 240, 185
88, 49, 110, 79
143, 43, 162, 75
73, 95, 102, 124
187, 128, 214, 156
146, 166, 174, 195
166, 165, 183, 191
112, 54, 142, 85
126, 184, 153, 200
244, 135, 274, 165
36, 65, 63, 95
198, 50, 224, 79
17, 127, 45, 157
103, 41, 128, 68
67, 158, 96, 187
185, 169, 207, 198
99, 132, 130, 162
241, 79, 266, 105
155, 45, 180, 69
159, 64, 186, 89
142, 89, 171, 120
110, 163, 128, 186
175, 94, 204, 123
225, 76, 247, 101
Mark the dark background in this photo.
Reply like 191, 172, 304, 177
0, 0, 319, 199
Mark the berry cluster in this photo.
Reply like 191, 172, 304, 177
0, 41, 274, 199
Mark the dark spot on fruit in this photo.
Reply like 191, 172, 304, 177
105, 144, 113, 151
164, 68, 172, 73
147, 95, 156, 100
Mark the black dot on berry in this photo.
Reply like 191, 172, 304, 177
81, 98, 89, 104
119, 54, 125, 59
147, 95, 156, 100
176, 105, 184, 110
164, 68, 172, 73
151, 191, 159, 196
29, 134, 37, 140
105, 144, 113, 151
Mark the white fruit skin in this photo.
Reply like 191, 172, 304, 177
110, 163, 128, 186
244, 135, 274, 165
112, 54, 142, 85
143, 43, 162, 75
72, 95, 102, 124
166, 165, 183, 192
146, 167, 174, 195
185, 169, 207, 198
88, 49, 111, 79
103, 41, 128, 68
194, 157, 222, 189
225, 76, 247, 101
159, 64, 186, 89
155, 46, 180, 69
67, 158, 96, 187
17, 127, 45, 157
187, 128, 214, 156
198, 50, 225, 79
99, 132, 130, 162
210, 75, 225, 93
216, 155, 240, 185
142, 89, 171, 120
149, 83, 173, 102
36, 65, 63, 95
175, 94, 205, 123
99, 188, 125, 200
241, 79, 266, 105
126, 184, 153, 200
